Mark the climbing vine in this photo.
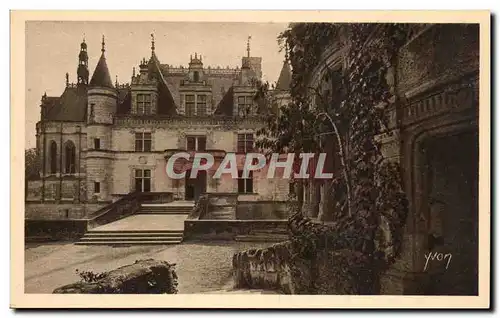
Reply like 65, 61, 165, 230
257, 23, 410, 273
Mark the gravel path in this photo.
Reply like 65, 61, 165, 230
25, 241, 274, 294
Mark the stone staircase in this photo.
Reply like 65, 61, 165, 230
76, 230, 184, 245
208, 207, 235, 220
234, 228, 290, 243
138, 202, 194, 215
76, 201, 194, 246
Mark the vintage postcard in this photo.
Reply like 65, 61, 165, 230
11, 11, 490, 308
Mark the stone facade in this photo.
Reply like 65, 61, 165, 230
27, 36, 293, 219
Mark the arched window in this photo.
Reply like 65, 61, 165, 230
193, 71, 199, 82
64, 141, 76, 174
49, 141, 57, 174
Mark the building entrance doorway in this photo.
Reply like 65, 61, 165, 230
185, 170, 207, 201
422, 129, 478, 295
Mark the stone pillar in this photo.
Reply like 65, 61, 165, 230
311, 181, 320, 218
301, 181, 312, 216
317, 181, 333, 222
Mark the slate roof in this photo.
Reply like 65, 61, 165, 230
89, 53, 114, 89
42, 85, 87, 122
275, 61, 292, 91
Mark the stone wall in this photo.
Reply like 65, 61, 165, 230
25, 219, 89, 241
236, 201, 290, 220
233, 242, 372, 294
184, 220, 288, 241
25, 202, 106, 219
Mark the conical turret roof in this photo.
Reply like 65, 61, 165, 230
276, 60, 292, 91
89, 52, 114, 89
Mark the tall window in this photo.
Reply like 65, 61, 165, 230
94, 138, 100, 150
135, 132, 152, 152
64, 141, 76, 174
49, 141, 57, 174
186, 136, 206, 151
197, 95, 207, 116
193, 71, 200, 82
237, 96, 254, 117
135, 169, 151, 192
94, 181, 100, 194
186, 94, 195, 116
237, 133, 254, 153
137, 94, 152, 115
238, 170, 253, 193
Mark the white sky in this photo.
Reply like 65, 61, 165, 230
25, 21, 289, 149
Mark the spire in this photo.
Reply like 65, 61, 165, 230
151, 33, 155, 53
65, 72, 69, 87
276, 59, 292, 91
247, 35, 251, 58
132, 67, 136, 77
115, 75, 119, 88
77, 35, 89, 85
89, 35, 114, 89
101, 35, 105, 53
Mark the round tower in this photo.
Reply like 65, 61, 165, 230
86, 35, 117, 202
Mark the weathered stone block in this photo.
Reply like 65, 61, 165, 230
53, 259, 178, 294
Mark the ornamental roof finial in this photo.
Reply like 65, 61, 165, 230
101, 35, 105, 53
247, 35, 252, 58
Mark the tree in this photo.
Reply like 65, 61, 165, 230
257, 23, 410, 269
25, 148, 40, 181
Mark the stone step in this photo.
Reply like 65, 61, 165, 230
252, 229, 289, 235
234, 234, 289, 242
75, 240, 182, 246
84, 232, 183, 237
79, 236, 183, 242
86, 230, 184, 234
137, 211, 191, 215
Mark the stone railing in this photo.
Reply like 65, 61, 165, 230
186, 194, 209, 220
87, 191, 141, 229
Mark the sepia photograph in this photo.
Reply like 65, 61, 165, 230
11, 10, 490, 308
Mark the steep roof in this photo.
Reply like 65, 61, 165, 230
89, 53, 114, 88
275, 61, 292, 91
147, 54, 177, 115
214, 87, 234, 116
42, 85, 87, 122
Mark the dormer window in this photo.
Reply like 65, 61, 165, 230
237, 96, 254, 117
137, 94, 152, 115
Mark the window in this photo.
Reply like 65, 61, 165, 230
94, 181, 100, 194
197, 95, 207, 116
137, 94, 152, 115
185, 94, 195, 116
186, 136, 206, 151
135, 132, 152, 152
238, 170, 253, 193
237, 133, 254, 153
237, 96, 254, 117
64, 141, 76, 174
49, 141, 57, 174
135, 169, 151, 192
94, 138, 100, 150
193, 71, 200, 82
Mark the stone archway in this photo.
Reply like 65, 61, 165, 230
405, 119, 479, 295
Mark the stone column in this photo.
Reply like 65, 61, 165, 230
311, 181, 320, 218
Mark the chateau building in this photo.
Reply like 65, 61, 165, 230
26, 35, 292, 219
